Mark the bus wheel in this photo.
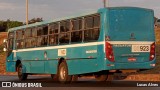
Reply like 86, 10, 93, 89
95, 74, 108, 81
58, 61, 72, 83
17, 64, 28, 80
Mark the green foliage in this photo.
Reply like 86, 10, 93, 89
7, 21, 23, 30
26, 18, 43, 24
0, 18, 43, 32
0, 19, 23, 32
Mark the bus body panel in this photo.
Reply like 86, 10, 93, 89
105, 59, 156, 70
108, 8, 154, 41
104, 7, 155, 70
6, 53, 15, 72
9, 43, 101, 74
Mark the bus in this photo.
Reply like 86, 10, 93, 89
3, 7, 156, 83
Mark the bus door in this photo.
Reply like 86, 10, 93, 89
7, 32, 15, 61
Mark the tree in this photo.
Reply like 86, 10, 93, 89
24, 18, 43, 25
7, 21, 23, 30
0, 18, 43, 32
0, 20, 23, 32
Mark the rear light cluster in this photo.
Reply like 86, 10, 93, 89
105, 42, 114, 62
150, 42, 155, 61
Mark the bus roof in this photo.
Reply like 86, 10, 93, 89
8, 7, 153, 32
8, 10, 98, 32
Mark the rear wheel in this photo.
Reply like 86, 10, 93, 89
17, 64, 28, 80
58, 61, 72, 83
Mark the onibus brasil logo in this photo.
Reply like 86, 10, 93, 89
2, 82, 42, 87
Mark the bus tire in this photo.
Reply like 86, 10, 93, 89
95, 74, 108, 81
17, 64, 28, 80
58, 61, 72, 83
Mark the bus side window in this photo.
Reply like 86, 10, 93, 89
93, 15, 100, 40
71, 19, 82, 43
36, 26, 47, 46
49, 23, 59, 45
59, 21, 70, 44
8, 32, 14, 50
25, 28, 30, 48
59, 33, 70, 44
16, 30, 25, 49
16, 30, 20, 49
41, 26, 48, 46
37, 27, 42, 47
84, 15, 100, 42
31, 28, 37, 47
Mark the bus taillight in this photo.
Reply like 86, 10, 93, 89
150, 42, 155, 61
105, 42, 114, 62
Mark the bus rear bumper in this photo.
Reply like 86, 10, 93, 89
105, 59, 156, 70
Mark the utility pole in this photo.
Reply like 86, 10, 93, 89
103, 0, 109, 8
104, 0, 106, 7
26, 0, 29, 25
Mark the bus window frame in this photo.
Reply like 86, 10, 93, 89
16, 29, 25, 49
12, 13, 100, 49
83, 14, 100, 42
36, 25, 48, 47
59, 20, 71, 45
70, 17, 83, 43
48, 22, 59, 46
8, 32, 14, 50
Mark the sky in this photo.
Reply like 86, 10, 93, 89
0, 0, 160, 22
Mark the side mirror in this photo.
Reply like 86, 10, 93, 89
3, 48, 7, 52
3, 39, 7, 52
3, 39, 7, 43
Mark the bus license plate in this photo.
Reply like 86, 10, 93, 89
132, 45, 150, 52
128, 57, 136, 62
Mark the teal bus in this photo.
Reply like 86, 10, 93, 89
3, 7, 156, 83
